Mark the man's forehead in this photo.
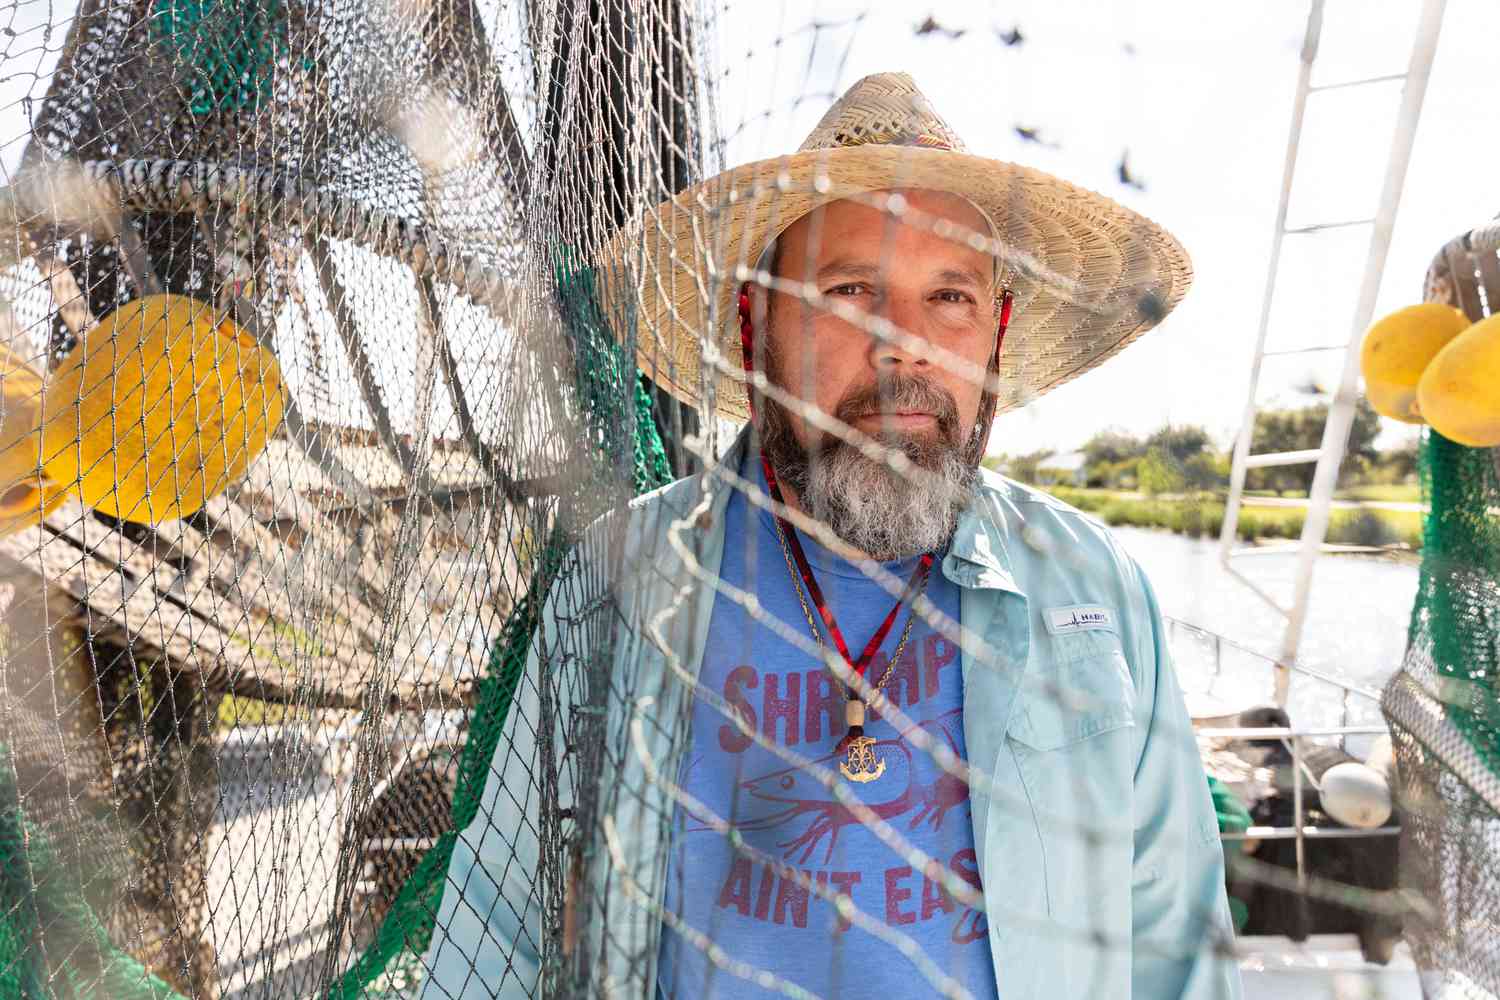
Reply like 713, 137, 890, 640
774, 189, 998, 285
815, 256, 988, 286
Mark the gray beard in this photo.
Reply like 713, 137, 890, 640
801, 436, 975, 561
760, 401, 976, 561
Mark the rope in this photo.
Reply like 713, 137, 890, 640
1, 159, 524, 320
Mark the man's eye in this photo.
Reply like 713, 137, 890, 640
935, 289, 974, 304
828, 283, 866, 297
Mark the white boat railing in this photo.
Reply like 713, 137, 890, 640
1166, 615, 1399, 913
1166, 615, 1383, 733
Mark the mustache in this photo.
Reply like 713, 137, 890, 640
831, 373, 961, 439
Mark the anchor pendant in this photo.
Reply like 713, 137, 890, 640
839, 735, 886, 783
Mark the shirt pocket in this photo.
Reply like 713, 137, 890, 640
997, 628, 1139, 926
1007, 629, 1136, 751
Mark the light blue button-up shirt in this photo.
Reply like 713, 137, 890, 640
420, 430, 1243, 999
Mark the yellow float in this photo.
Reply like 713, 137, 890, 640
38, 293, 286, 523
1359, 302, 1470, 423
1417, 312, 1500, 448
0, 343, 67, 537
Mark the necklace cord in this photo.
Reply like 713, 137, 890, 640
770, 507, 928, 700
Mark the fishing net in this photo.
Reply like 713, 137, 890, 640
1382, 221, 1500, 999
0, 0, 690, 994
0, 0, 1437, 997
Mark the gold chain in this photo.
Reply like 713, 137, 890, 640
768, 512, 927, 700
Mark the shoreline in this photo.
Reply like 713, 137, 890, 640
1040, 486, 1425, 554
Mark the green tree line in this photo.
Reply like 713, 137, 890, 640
991, 398, 1418, 496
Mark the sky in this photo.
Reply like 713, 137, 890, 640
3, 0, 1497, 460
708, 0, 1500, 456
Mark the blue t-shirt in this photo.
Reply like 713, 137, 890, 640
656, 469, 998, 998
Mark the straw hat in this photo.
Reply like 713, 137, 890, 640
605, 71, 1192, 422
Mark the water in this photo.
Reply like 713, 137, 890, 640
1110, 526, 1420, 731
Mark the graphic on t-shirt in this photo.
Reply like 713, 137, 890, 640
687, 707, 969, 865
677, 702, 986, 945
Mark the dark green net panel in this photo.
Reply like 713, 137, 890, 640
0, 746, 178, 1000
1415, 435, 1500, 772
150, 0, 296, 115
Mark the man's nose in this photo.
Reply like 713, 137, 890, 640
870, 293, 931, 369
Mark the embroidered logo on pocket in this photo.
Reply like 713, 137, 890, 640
1044, 604, 1115, 635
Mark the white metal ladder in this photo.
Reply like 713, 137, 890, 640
1219, 0, 1447, 702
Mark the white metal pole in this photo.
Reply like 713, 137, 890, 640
1219, 0, 1325, 563
1275, 0, 1448, 703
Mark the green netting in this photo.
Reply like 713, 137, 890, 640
1379, 234, 1500, 997
151, 0, 294, 115
554, 258, 675, 501
1383, 432, 1500, 997
1412, 432, 1500, 776
0, 747, 180, 1000
327, 260, 672, 999
326, 538, 564, 1000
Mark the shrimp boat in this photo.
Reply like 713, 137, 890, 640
0, 0, 1493, 998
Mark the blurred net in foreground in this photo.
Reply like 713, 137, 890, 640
1383, 220, 1500, 1000
0, 0, 684, 994
0, 1, 1456, 998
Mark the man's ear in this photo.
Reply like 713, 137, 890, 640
748, 278, 772, 330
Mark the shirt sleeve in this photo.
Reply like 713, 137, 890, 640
1129, 566, 1245, 1000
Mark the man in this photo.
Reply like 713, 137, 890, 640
422, 73, 1241, 999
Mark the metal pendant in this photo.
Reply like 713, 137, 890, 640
839, 735, 886, 783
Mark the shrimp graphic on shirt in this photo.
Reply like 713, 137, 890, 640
723, 707, 970, 864
682, 706, 984, 942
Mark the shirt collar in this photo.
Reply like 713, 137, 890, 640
943, 489, 1025, 596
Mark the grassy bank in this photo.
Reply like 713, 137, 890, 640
1245, 484, 1422, 503
1334, 483, 1422, 503
1045, 487, 1424, 550
217, 693, 311, 729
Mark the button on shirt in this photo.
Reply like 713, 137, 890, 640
656, 467, 998, 999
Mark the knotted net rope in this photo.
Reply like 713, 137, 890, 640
1, 0, 692, 994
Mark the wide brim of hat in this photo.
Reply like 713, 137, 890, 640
600, 144, 1192, 422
